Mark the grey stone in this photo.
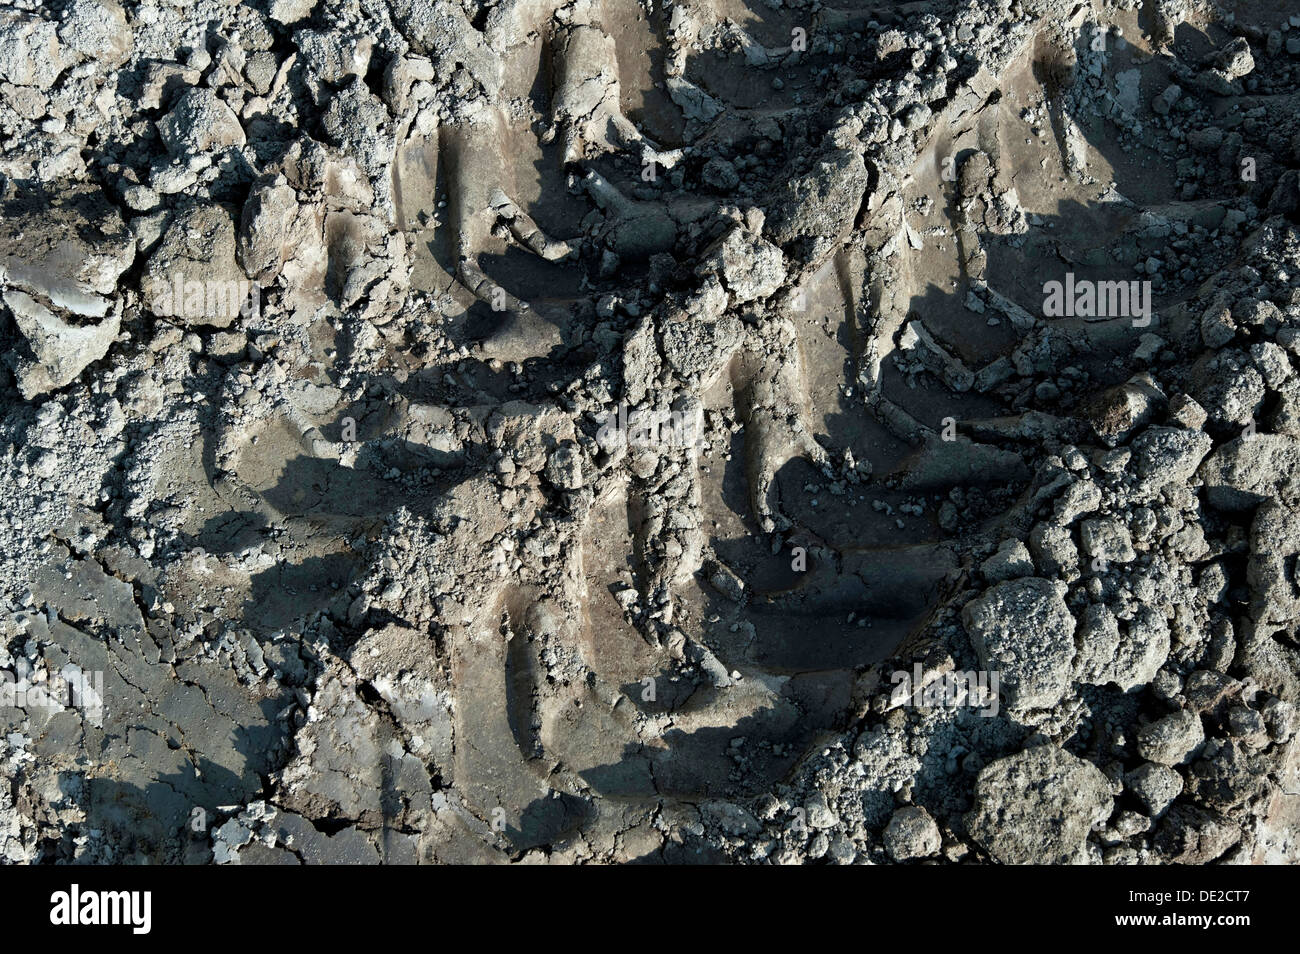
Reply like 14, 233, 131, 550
966, 745, 1112, 864
142, 205, 250, 328
1199, 435, 1300, 510
980, 538, 1034, 582
1029, 522, 1079, 576
157, 88, 246, 156
0, 12, 70, 87
1248, 499, 1300, 626
0, 183, 135, 317
57, 0, 131, 67
1126, 762, 1183, 818
767, 147, 870, 259
1080, 517, 1136, 565
1074, 602, 1121, 686
699, 225, 786, 304
1130, 427, 1213, 496
1136, 710, 1205, 766
883, 806, 941, 861
961, 578, 1075, 710
3, 289, 119, 398
1111, 606, 1172, 691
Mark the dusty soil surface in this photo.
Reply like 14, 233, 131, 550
2, 0, 1300, 864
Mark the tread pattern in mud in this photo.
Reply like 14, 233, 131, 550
1, 0, 1300, 865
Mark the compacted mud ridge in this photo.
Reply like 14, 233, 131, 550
2, 0, 1300, 866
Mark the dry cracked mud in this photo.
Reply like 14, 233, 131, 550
2, 0, 1300, 866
